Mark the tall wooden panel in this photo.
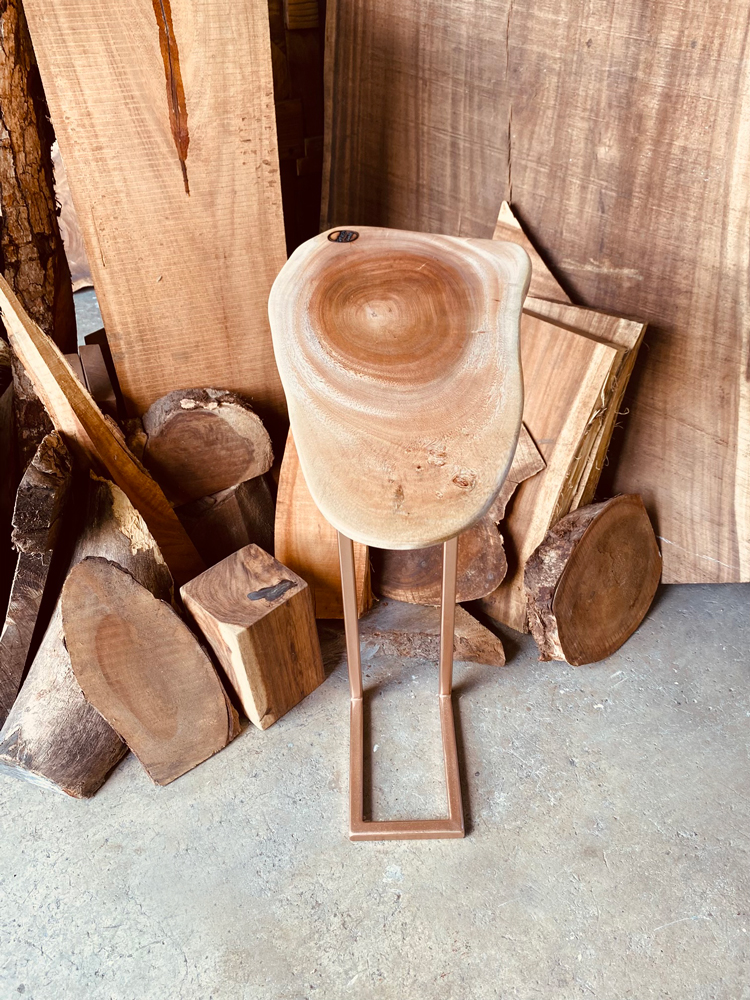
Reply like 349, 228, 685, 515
323, 0, 750, 582
24, 0, 288, 433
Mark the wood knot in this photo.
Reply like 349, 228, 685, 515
452, 470, 477, 491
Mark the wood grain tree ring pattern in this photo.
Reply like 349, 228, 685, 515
269, 227, 530, 549
525, 495, 662, 665
141, 388, 274, 505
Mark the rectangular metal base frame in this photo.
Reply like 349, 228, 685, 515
339, 532, 465, 842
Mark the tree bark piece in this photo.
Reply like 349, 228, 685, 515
0, 474, 174, 796
373, 424, 545, 605
0, 275, 205, 585
0, 0, 75, 351
275, 430, 372, 618
269, 227, 529, 550
22, 0, 287, 430
181, 544, 325, 730
357, 599, 505, 667
176, 475, 275, 567
0, 0, 76, 469
0, 431, 72, 725
62, 557, 239, 785
525, 495, 661, 665
141, 389, 274, 505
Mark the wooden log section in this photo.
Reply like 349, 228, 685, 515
275, 430, 372, 618
0, 275, 205, 586
141, 389, 274, 505
0, 432, 72, 726
176, 476, 276, 568
525, 495, 661, 666
374, 424, 545, 605
269, 227, 530, 550
181, 544, 325, 730
0, 0, 76, 470
62, 558, 239, 785
494, 203, 647, 509
0, 475, 174, 796
358, 600, 505, 667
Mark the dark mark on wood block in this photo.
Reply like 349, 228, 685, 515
247, 579, 295, 602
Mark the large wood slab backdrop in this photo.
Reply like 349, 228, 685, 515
322, 0, 750, 583
24, 0, 287, 431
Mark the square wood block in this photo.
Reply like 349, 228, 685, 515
181, 544, 325, 730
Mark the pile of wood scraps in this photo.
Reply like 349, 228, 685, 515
0, 285, 325, 795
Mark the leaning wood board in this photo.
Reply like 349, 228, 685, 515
493, 203, 647, 509
23, 0, 288, 429
323, 0, 750, 582
479, 315, 621, 631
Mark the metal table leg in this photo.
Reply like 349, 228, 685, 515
338, 532, 465, 841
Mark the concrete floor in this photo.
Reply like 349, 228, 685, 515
1, 583, 747, 999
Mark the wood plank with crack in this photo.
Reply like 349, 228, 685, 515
322, 1, 750, 582
22, 0, 288, 434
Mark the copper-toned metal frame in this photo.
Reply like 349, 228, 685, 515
338, 532, 465, 841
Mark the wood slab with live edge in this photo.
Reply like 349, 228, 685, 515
324, 0, 750, 582
525, 495, 661, 665
269, 227, 529, 550
358, 600, 505, 667
181, 544, 324, 730
21, 0, 287, 429
479, 313, 622, 632
141, 389, 274, 505
0, 275, 205, 586
374, 424, 545, 605
0, 475, 174, 796
0, 432, 72, 726
62, 558, 239, 786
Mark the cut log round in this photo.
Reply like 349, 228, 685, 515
62, 557, 238, 786
141, 389, 274, 505
269, 227, 529, 549
0, 474, 174, 797
524, 495, 661, 665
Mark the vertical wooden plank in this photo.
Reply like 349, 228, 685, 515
23, 0, 288, 435
322, 0, 750, 582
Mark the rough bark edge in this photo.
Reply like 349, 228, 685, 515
524, 497, 644, 662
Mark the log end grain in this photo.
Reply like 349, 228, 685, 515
525, 495, 661, 665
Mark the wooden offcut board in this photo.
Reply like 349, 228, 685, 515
323, 0, 750, 582
25, 0, 288, 433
